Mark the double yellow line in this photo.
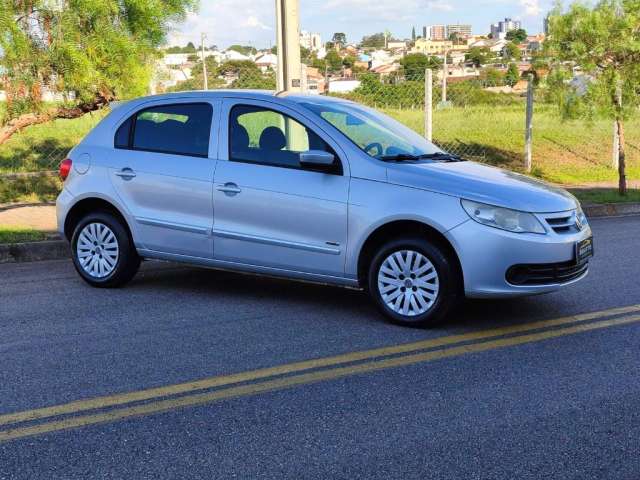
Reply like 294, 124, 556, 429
2, 304, 640, 442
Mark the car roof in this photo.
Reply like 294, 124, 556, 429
110, 90, 355, 110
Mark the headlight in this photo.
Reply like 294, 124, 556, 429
576, 204, 588, 230
461, 199, 546, 234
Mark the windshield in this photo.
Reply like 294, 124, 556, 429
299, 100, 442, 160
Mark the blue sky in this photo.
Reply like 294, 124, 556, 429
170, 0, 556, 49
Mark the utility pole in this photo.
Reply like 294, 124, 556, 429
201, 32, 208, 90
275, 0, 302, 92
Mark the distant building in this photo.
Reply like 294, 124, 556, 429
387, 40, 407, 50
254, 53, 277, 72
328, 79, 361, 94
423, 25, 446, 41
490, 18, 522, 39
412, 39, 453, 55
447, 24, 472, 39
300, 30, 322, 52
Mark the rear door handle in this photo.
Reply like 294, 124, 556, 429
217, 182, 241, 195
115, 168, 136, 179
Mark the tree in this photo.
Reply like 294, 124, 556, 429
324, 49, 343, 73
504, 42, 522, 61
545, 0, 640, 195
505, 28, 528, 43
360, 33, 386, 49
466, 47, 492, 67
399, 53, 441, 79
412, 26, 416, 41
184, 42, 197, 53
227, 45, 257, 56
0, 0, 196, 144
332, 33, 347, 46
505, 63, 521, 86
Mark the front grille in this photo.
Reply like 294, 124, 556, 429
506, 260, 589, 286
541, 211, 580, 234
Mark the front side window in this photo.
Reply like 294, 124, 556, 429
229, 104, 340, 172
116, 103, 213, 157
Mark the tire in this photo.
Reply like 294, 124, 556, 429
368, 237, 460, 328
70, 211, 140, 288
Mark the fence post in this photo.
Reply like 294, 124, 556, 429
612, 81, 622, 169
425, 69, 433, 142
441, 51, 448, 104
524, 74, 534, 173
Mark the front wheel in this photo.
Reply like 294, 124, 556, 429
368, 237, 459, 327
71, 212, 140, 288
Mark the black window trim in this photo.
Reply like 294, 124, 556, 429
114, 102, 213, 159
228, 103, 344, 176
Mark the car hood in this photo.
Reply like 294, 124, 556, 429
386, 161, 577, 213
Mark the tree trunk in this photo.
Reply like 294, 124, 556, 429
0, 96, 111, 146
617, 118, 627, 196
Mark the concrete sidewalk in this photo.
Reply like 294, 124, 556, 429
0, 204, 57, 232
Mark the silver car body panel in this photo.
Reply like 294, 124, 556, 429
57, 90, 592, 297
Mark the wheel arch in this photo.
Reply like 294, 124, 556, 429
356, 219, 464, 291
64, 196, 133, 242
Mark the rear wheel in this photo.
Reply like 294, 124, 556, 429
71, 212, 140, 288
368, 237, 459, 327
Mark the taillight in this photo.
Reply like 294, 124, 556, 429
59, 158, 72, 180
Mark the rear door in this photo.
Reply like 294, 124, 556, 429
212, 99, 350, 278
109, 100, 220, 258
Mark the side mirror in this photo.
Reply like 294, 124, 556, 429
299, 150, 335, 170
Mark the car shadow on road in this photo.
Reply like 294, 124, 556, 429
129, 261, 553, 332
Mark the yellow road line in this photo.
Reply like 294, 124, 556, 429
1, 312, 640, 443
1, 303, 639, 428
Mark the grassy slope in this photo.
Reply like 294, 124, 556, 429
0, 102, 638, 204
0, 109, 108, 173
384, 105, 640, 186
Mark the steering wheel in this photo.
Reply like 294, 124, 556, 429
364, 142, 383, 157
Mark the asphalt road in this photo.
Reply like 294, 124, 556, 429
1, 215, 639, 479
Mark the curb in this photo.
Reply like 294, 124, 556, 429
0, 240, 69, 264
583, 202, 640, 218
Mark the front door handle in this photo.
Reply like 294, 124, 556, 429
115, 168, 136, 180
217, 182, 241, 196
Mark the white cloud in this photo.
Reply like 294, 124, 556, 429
244, 16, 272, 30
520, 0, 541, 16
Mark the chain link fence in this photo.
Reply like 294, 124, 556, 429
1, 62, 637, 205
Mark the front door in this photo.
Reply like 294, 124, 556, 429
212, 100, 350, 277
109, 101, 219, 258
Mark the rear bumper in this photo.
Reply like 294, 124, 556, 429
446, 219, 592, 298
55, 188, 74, 238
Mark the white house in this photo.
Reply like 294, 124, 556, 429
328, 79, 361, 94
254, 53, 277, 72
222, 50, 251, 62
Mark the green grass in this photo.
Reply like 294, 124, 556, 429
0, 109, 108, 173
383, 105, 640, 186
0, 226, 46, 244
1, 102, 638, 204
569, 188, 640, 205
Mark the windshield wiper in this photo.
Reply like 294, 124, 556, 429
379, 152, 465, 163
378, 153, 423, 162
419, 152, 465, 162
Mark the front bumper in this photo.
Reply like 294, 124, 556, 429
447, 218, 592, 298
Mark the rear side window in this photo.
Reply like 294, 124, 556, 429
115, 103, 213, 157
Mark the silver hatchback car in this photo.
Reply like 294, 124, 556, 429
57, 90, 593, 327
